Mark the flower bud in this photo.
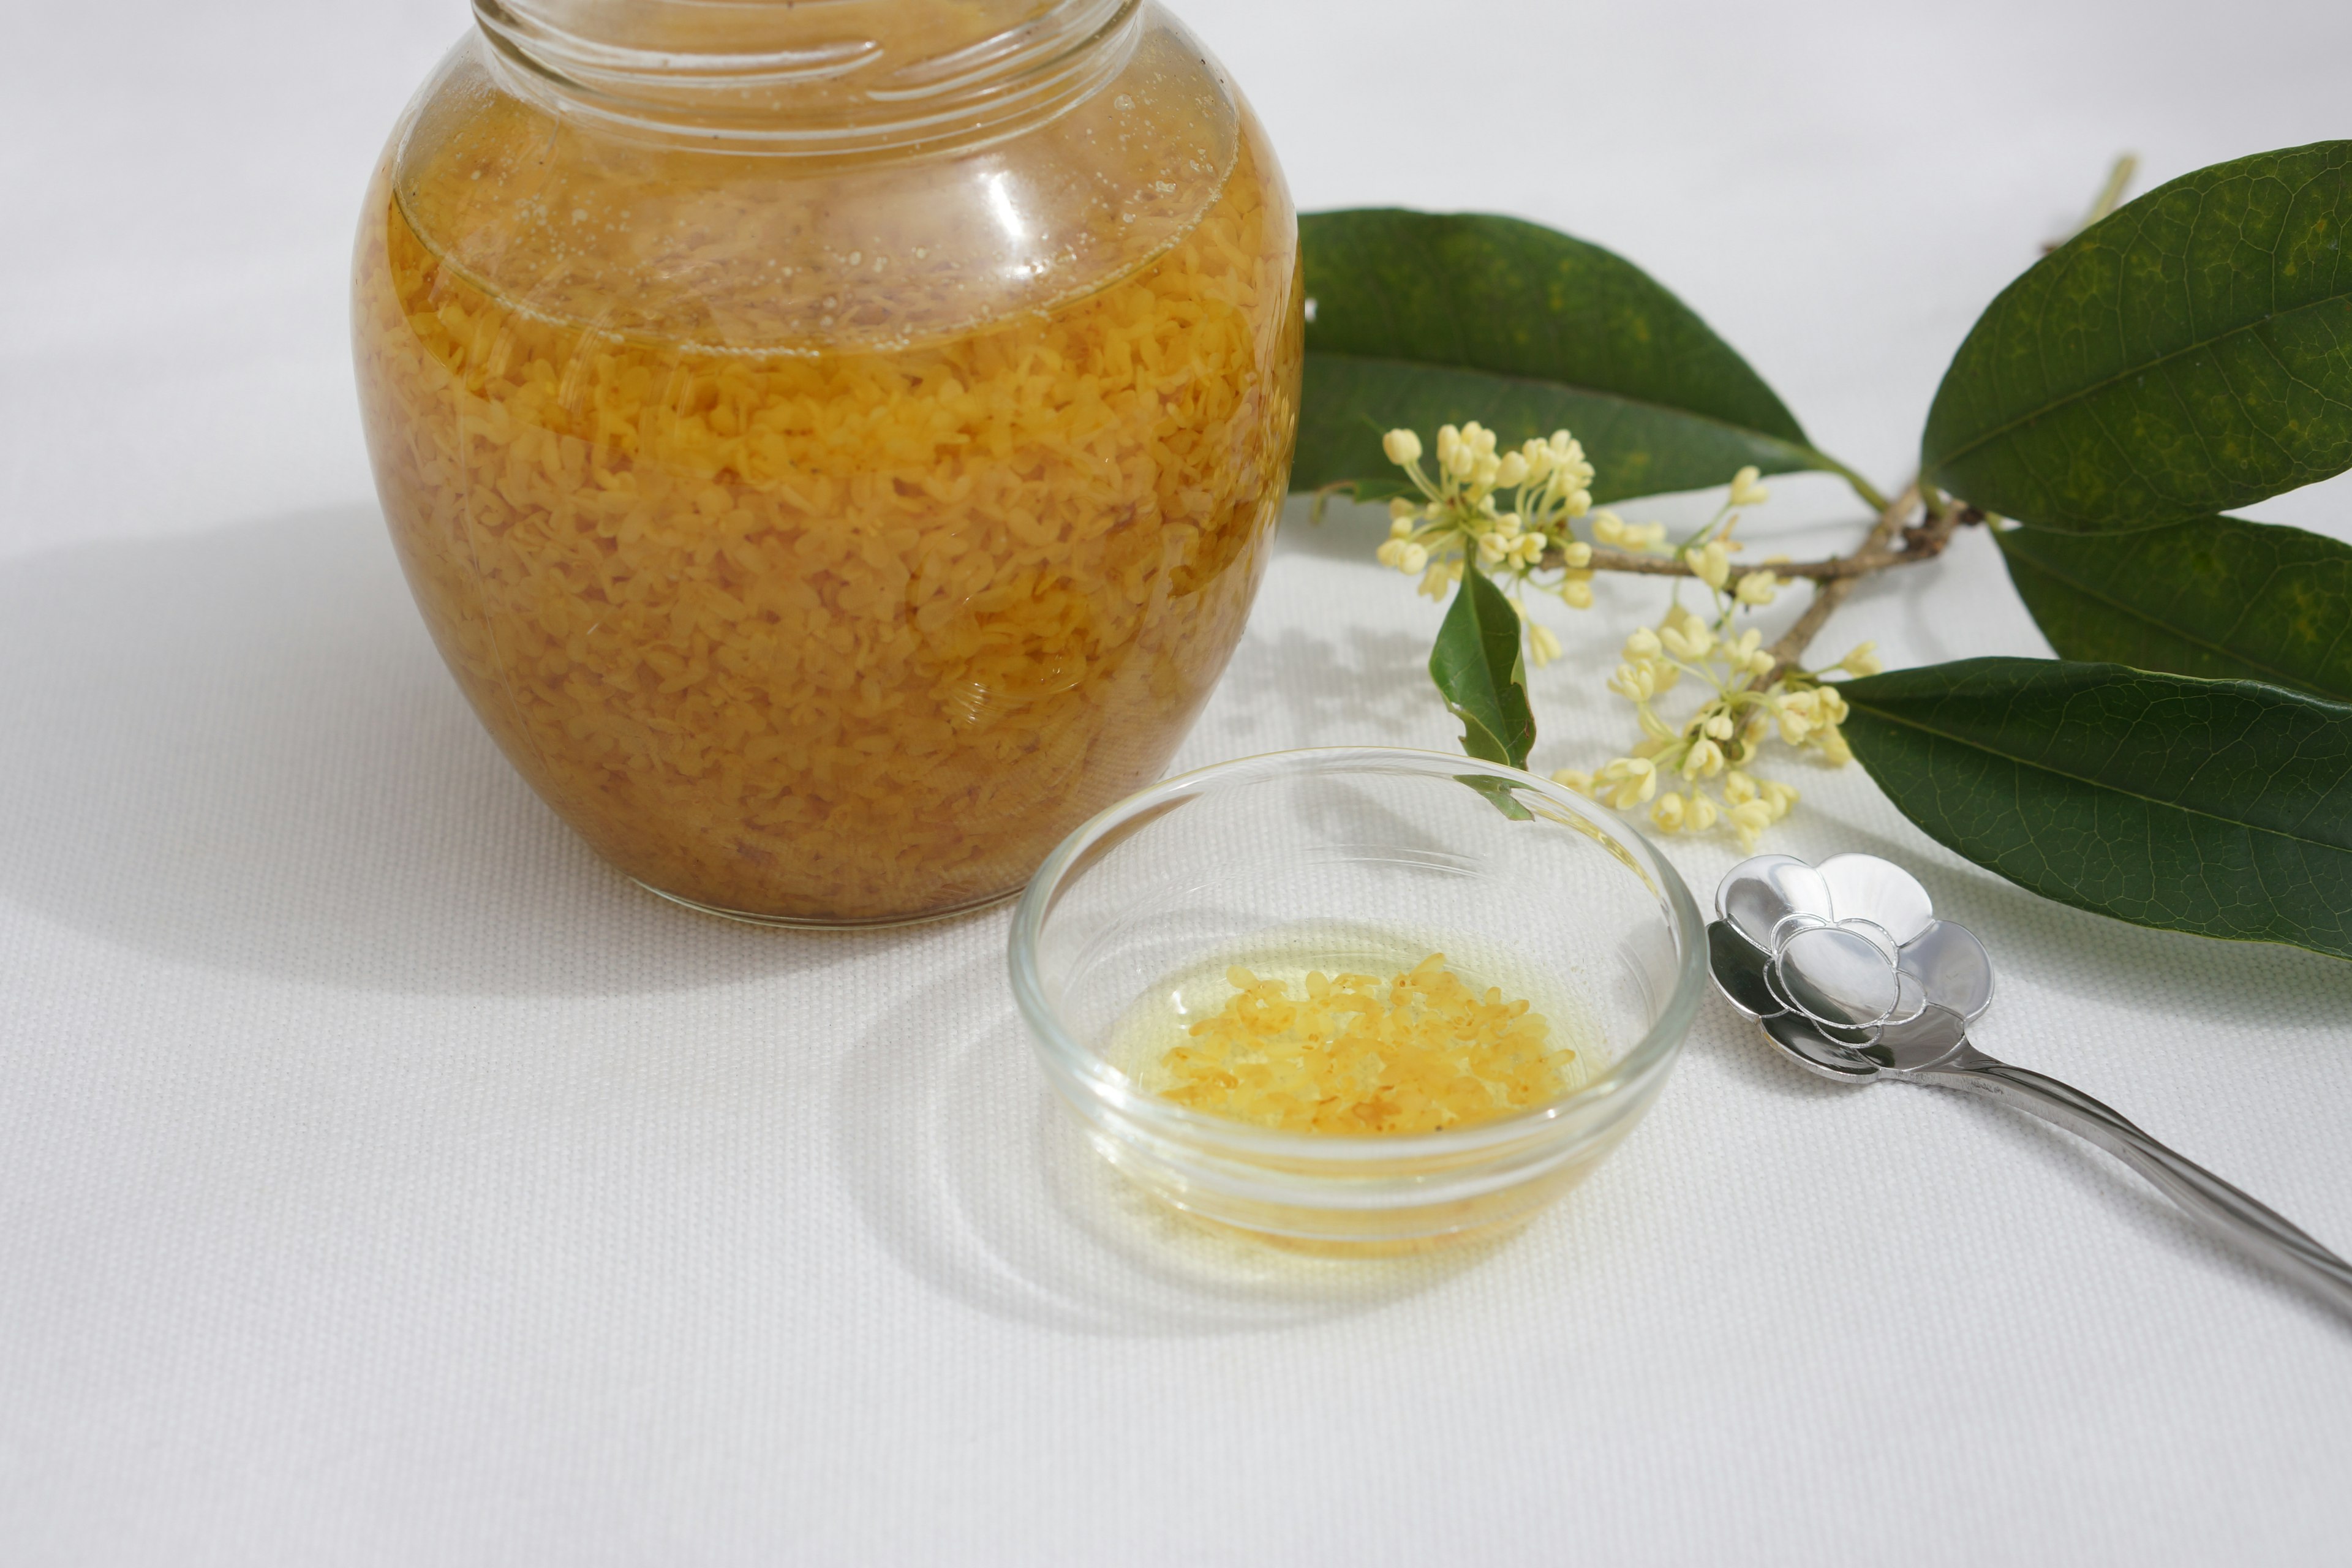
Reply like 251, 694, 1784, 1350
1660, 621, 1714, 662
1598, 756, 1658, 810
1382, 428, 1423, 466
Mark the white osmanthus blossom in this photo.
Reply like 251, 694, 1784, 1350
1375, 435, 1881, 849
1374, 421, 1598, 647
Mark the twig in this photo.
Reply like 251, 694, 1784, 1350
2085, 153, 2139, 224
1539, 487, 1967, 587
1529, 480, 1975, 682
1306, 479, 1357, 524
1759, 483, 1928, 685
1579, 541, 1930, 584
2041, 152, 2138, 252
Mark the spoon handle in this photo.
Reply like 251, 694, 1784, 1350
1917, 1045, 2352, 1321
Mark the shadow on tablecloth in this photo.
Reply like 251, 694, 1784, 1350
0, 508, 853, 997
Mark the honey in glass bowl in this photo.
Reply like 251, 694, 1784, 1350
352, 0, 1302, 925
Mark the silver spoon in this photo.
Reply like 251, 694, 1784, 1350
1710, 851, 2352, 1320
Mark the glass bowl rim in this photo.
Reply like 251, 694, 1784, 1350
1007, 745, 1710, 1162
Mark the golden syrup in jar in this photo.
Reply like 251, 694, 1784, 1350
352, 17, 1301, 923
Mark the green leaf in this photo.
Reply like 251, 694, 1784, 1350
1998, 516, 2352, 701
1300, 360, 1825, 507
1295, 209, 1853, 503
1455, 773, 1536, 822
1840, 657, 2352, 958
1429, 568, 1535, 769
1923, 141, 2352, 533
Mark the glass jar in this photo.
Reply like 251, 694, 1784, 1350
352, 0, 1302, 926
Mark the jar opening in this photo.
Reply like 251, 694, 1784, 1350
473, 0, 1145, 156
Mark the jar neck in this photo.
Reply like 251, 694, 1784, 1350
472, 0, 1144, 157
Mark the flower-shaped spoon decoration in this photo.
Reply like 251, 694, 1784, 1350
1704, 850, 2352, 1320
1709, 852, 1994, 1077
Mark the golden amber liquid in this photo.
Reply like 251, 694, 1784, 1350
352, 114, 1300, 923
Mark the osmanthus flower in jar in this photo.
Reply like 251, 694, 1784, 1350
352, 0, 1303, 925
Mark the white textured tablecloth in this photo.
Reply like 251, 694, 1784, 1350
6, 2, 2351, 1562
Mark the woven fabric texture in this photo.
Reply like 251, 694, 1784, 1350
3, 1, 2349, 1561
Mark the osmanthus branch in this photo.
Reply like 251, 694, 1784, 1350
1540, 484, 1972, 588
1533, 481, 1983, 680
1760, 483, 1924, 685
1580, 539, 1920, 582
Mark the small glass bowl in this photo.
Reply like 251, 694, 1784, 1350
1008, 747, 1708, 1255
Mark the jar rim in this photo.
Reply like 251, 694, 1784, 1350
473, 0, 1144, 156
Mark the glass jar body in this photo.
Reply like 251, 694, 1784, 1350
352, 2, 1301, 925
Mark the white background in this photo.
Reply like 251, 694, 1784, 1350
5, 2, 2351, 1563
